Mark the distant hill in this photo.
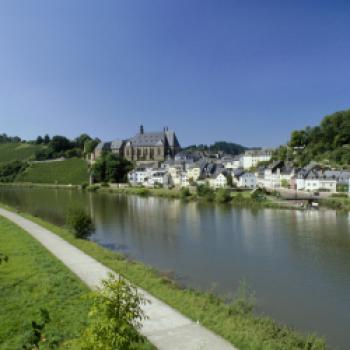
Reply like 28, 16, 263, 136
274, 109, 350, 166
16, 158, 89, 185
183, 141, 248, 155
0, 143, 46, 164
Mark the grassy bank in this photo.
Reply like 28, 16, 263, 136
16, 158, 89, 185
1, 203, 328, 350
0, 216, 90, 349
319, 195, 350, 211
0, 143, 45, 164
0, 214, 154, 350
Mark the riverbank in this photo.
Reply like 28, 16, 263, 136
95, 185, 305, 210
0, 202, 328, 350
0, 215, 90, 349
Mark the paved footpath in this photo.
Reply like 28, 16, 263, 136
0, 207, 237, 350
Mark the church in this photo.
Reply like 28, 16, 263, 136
93, 125, 181, 165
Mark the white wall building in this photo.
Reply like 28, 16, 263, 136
235, 172, 257, 188
241, 150, 272, 169
209, 173, 228, 188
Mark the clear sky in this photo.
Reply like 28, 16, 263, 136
0, 0, 349, 147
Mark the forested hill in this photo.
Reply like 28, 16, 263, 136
274, 109, 350, 166
183, 141, 248, 155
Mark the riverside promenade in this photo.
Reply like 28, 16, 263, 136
0, 207, 237, 350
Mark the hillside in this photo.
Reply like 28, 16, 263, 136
183, 141, 248, 155
0, 143, 45, 163
275, 109, 350, 167
16, 158, 89, 185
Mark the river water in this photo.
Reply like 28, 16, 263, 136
0, 186, 349, 349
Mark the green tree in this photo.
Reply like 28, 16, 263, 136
66, 207, 94, 239
50, 135, 72, 153
81, 274, 148, 350
35, 136, 43, 144
92, 153, 133, 183
215, 188, 231, 203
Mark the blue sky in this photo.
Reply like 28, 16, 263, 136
0, 0, 349, 147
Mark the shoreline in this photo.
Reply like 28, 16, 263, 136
0, 201, 329, 350
1, 181, 349, 211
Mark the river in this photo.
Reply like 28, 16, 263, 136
0, 186, 349, 349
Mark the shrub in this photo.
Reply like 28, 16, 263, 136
87, 184, 100, 192
66, 207, 94, 239
215, 188, 231, 203
180, 187, 191, 198
81, 274, 148, 350
81, 182, 89, 190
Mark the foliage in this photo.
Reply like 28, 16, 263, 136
281, 179, 290, 188
278, 109, 350, 166
16, 158, 89, 185
0, 160, 28, 182
81, 274, 148, 350
92, 153, 133, 183
0, 133, 21, 143
183, 141, 247, 155
22, 308, 51, 350
66, 206, 94, 239
196, 184, 215, 201
215, 188, 232, 203
0, 252, 9, 264
84, 139, 100, 155
180, 187, 191, 198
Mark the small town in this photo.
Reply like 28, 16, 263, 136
90, 125, 350, 198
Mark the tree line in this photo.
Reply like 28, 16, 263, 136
273, 109, 350, 167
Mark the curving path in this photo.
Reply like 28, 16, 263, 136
0, 207, 237, 350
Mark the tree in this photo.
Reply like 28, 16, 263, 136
215, 188, 231, 203
92, 154, 133, 183
75, 133, 92, 150
66, 207, 94, 239
81, 274, 148, 350
35, 136, 43, 144
84, 139, 99, 155
50, 135, 72, 153
44, 134, 50, 144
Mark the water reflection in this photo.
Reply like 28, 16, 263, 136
0, 186, 350, 349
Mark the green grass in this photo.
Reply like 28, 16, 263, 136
0, 216, 90, 349
16, 158, 89, 185
2, 203, 328, 350
0, 214, 154, 350
319, 196, 350, 211
0, 143, 45, 164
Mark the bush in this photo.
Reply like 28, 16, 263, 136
215, 188, 231, 203
196, 184, 215, 201
81, 182, 89, 190
0, 160, 28, 182
81, 274, 148, 350
180, 187, 191, 198
0, 252, 9, 264
66, 207, 94, 239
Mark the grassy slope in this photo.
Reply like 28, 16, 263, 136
16, 158, 89, 185
3, 204, 328, 350
0, 215, 154, 350
0, 143, 45, 163
0, 216, 90, 349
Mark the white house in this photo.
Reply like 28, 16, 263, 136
145, 170, 170, 187
241, 149, 272, 169
209, 172, 228, 188
263, 161, 295, 189
296, 167, 337, 193
223, 155, 241, 169
235, 172, 257, 188
128, 167, 152, 185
